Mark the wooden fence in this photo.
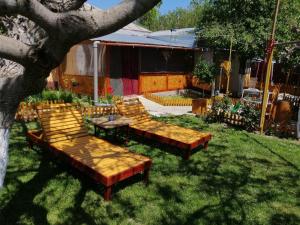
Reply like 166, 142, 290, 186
15, 100, 65, 122
144, 93, 193, 106
16, 101, 117, 122
82, 105, 118, 117
283, 95, 300, 108
223, 112, 245, 127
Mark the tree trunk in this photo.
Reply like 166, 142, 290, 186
0, 71, 32, 187
0, 128, 9, 187
283, 70, 291, 99
0, 102, 19, 188
211, 79, 215, 97
297, 108, 300, 140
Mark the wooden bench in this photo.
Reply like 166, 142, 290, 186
116, 98, 212, 160
27, 104, 152, 200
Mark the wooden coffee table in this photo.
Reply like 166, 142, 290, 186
89, 116, 132, 143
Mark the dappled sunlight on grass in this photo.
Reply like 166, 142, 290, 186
0, 115, 299, 224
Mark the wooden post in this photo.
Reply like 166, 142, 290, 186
219, 67, 223, 92
283, 69, 291, 98
143, 168, 150, 185
204, 141, 209, 149
184, 150, 192, 160
226, 36, 233, 95
104, 186, 112, 201
93, 41, 100, 104
260, 0, 281, 134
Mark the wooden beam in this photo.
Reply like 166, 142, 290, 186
260, 0, 281, 134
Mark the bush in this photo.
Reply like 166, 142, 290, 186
240, 103, 260, 132
206, 96, 232, 122
193, 57, 218, 83
24, 89, 92, 105
206, 97, 260, 132
24, 90, 123, 107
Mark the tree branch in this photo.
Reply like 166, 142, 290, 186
56, 0, 161, 44
38, 0, 87, 12
0, 0, 57, 32
0, 35, 31, 65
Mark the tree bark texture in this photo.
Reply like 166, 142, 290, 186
0, 128, 9, 187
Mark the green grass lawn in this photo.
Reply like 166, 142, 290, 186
0, 116, 299, 225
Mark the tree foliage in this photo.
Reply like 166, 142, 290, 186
193, 57, 218, 83
196, 0, 300, 60
138, 2, 162, 31
138, 1, 202, 31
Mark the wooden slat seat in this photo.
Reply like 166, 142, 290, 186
27, 104, 152, 200
116, 98, 212, 159
131, 120, 211, 145
51, 136, 150, 179
37, 106, 89, 143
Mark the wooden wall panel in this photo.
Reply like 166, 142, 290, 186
139, 74, 167, 93
60, 74, 106, 96
139, 74, 215, 94
60, 73, 214, 96
168, 75, 186, 90
139, 73, 193, 93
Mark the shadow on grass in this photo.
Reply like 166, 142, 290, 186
1, 157, 102, 225
270, 213, 300, 225
1, 121, 300, 225
126, 132, 205, 160
0, 124, 99, 225
243, 132, 300, 172
0, 142, 66, 225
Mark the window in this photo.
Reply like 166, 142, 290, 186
140, 48, 194, 73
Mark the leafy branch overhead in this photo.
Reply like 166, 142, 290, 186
138, 1, 202, 31
196, 0, 300, 60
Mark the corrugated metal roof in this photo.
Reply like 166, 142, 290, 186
149, 28, 195, 36
86, 3, 197, 49
92, 28, 197, 49
117, 23, 151, 33
146, 28, 197, 48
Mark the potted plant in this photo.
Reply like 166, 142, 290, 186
193, 57, 218, 97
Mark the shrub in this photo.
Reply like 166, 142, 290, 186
58, 90, 74, 103
206, 97, 260, 132
193, 57, 218, 83
24, 89, 91, 105
240, 103, 260, 132
206, 96, 232, 122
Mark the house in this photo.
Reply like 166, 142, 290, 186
49, 20, 219, 96
48, 5, 244, 99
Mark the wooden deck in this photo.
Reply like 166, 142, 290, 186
27, 105, 152, 200
116, 98, 212, 159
